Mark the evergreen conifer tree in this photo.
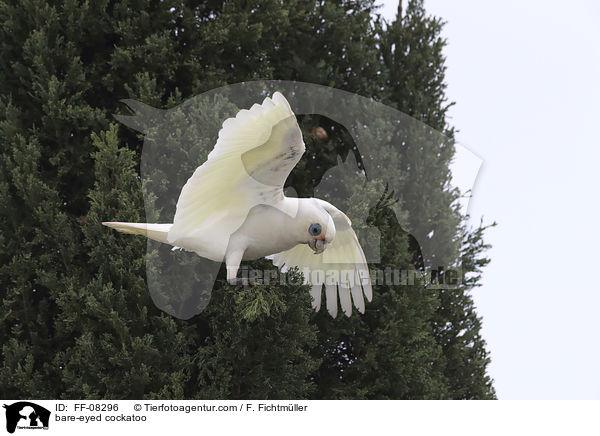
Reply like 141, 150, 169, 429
380, 0, 495, 398
1, 0, 494, 399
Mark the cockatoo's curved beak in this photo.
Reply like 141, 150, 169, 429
308, 238, 328, 254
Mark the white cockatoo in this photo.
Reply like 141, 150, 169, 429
104, 92, 372, 317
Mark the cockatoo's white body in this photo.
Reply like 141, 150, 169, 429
104, 92, 372, 317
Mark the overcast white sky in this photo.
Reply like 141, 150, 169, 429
377, 0, 600, 399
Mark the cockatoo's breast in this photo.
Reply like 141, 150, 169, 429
228, 197, 308, 260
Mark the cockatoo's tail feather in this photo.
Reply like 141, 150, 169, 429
102, 222, 172, 245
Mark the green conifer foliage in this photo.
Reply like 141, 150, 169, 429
381, 0, 495, 398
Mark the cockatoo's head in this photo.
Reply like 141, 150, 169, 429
301, 203, 336, 254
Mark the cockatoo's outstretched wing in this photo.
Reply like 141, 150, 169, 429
168, 92, 305, 259
268, 200, 372, 317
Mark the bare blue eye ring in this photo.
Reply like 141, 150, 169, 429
309, 223, 322, 236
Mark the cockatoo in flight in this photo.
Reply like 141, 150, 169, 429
104, 92, 372, 317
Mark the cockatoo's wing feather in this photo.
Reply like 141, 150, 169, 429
168, 92, 304, 259
269, 201, 372, 317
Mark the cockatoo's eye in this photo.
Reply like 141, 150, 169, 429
309, 223, 322, 237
